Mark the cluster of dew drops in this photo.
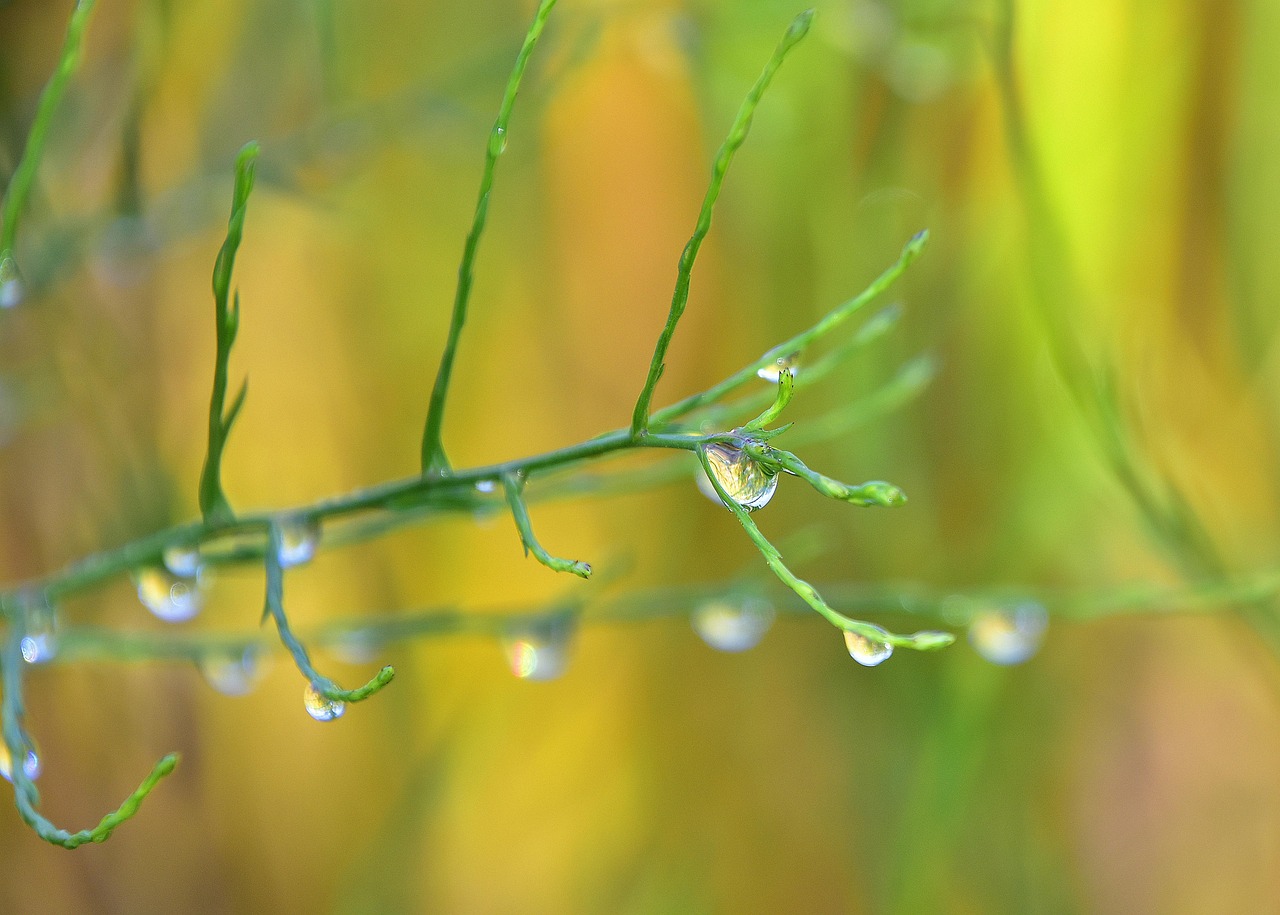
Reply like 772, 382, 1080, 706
6, 358, 1051, 752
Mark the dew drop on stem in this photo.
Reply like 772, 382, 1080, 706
0, 743, 40, 783
697, 443, 779, 511
0, 257, 23, 309
757, 353, 799, 383
134, 567, 204, 623
162, 544, 202, 578
501, 616, 575, 681
303, 683, 345, 721
692, 597, 775, 652
844, 627, 894, 666
276, 517, 321, 568
199, 646, 268, 696
968, 601, 1048, 665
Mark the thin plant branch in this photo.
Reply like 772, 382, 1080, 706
420, 0, 558, 475
502, 473, 592, 579
631, 9, 815, 437
198, 141, 259, 523
0, 0, 97, 303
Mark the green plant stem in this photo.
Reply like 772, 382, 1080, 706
198, 142, 259, 523
262, 523, 394, 704
1, 230, 923, 611
501, 474, 592, 578
650, 230, 928, 427
745, 444, 907, 507
631, 9, 815, 437
0, 0, 97, 273
695, 445, 952, 651
0, 611, 178, 848
420, 0, 558, 475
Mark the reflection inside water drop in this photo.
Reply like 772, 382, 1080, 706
276, 517, 321, 568
0, 257, 23, 309
757, 353, 799, 383
697, 443, 779, 511
303, 683, 345, 721
501, 616, 575, 681
199, 646, 268, 696
134, 567, 204, 623
162, 544, 202, 578
692, 598, 775, 652
0, 742, 40, 783
844, 627, 894, 666
968, 602, 1048, 665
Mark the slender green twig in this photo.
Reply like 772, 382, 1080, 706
696, 446, 952, 651
745, 443, 907, 507
501, 473, 592, 578
198, 142, 259, 523
0, 0, 97, 302
0, 610, 178, 848
420, 0, 558, 475
742, 368, 795, 432
262, 523, 395, 704
650, 231, 928, 428
631, 9, 814, 437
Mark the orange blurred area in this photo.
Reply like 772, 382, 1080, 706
3, 0, 1280, 912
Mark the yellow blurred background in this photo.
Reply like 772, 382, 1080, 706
3, 0, 1280, 911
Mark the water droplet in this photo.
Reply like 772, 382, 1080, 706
162, 544, 202, 578
0, 256, 24, 309
968, 601, 1048, 665
199, 646, 268, 696
692, 597, 774, 652
697, 443, 779, 511
474, 479, 497, 494
757, 353, 799, 383
303, 683, 345, 721
18, 594, 57, 664
0, 742, 40, 783
501, 616, 575, 681
844, 627, 894, 666
489, 125, 508, 156
134, 567, 204, 623
276, 517, 321, 568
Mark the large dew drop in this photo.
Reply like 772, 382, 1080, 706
276, 517, 321, 568
697, 443, 779, 512
968, 602, 1048, 665
0, 743, 40, 783
501, 617, 574, 681
303, 683, 345, 721
134, 567, 204, 623
199, 647, 268, 696
692, 598, 775, 652
844, 627, 894, 666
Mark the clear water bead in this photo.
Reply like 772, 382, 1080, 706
0, 743, 40, 783
692, 598, 775, 652
474, 479, 497, 494
969, 602, 1048, 665
0, 257, 23, 309
501, 617, 575, 681
18, 594, 57, 664
134, 567, 204, 623
757, 353, 799, 383
162, 544, 202, 577
489, 125, 508, 156
697, 443, 779, 511
844, 627, 894, 666
276, 517, 321, 568
303, 683, 345, 721
199, 647, 267, 696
